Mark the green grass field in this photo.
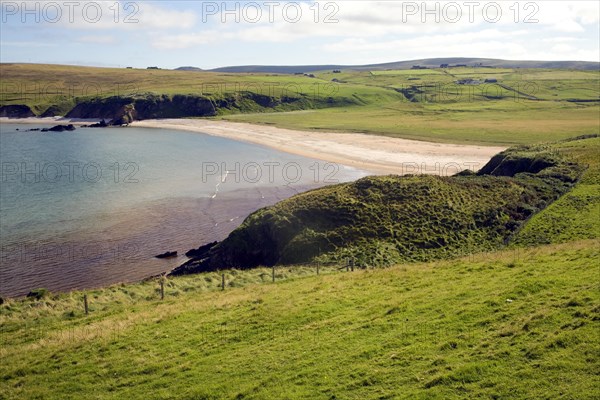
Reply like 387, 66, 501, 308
1, 63, 598, 145
1, 240, 598, 399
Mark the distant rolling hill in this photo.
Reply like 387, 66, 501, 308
192, 57, 599, 74
175, 66, 204, 71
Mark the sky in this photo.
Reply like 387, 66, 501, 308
1, 1, 598, 69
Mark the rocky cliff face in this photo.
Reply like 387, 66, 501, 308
66, 94, 217, 124
2, 91, 345, 122
0, 105, 35, 118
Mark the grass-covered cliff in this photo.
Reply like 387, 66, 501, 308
172, 139, 588, 275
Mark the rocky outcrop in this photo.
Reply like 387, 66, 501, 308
155, 251, 178, 259
40, 105, 64, 118
42, 124, 76, 132
66, 97, 134, 120
185, 241, 218, 258
66, 94, 217, 124
0, 105, 35, 118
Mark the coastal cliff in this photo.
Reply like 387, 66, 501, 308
0, 104, 36, 118
65, 94, 217, 124
1, 91, 342, 125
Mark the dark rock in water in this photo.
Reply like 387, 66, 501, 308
26, 128, 41, 132
0, 104, 36, 118
185, 241, 218, 258
41, 124, 76, 132
155, 251, 178, 259
88, 119, 109, 128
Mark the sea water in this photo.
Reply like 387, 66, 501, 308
0, 123, 368, 296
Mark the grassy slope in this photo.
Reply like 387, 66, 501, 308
0, 241, 598, 399
222, 68, 600, 145
1, 64, 598, 145
0, 63, 402, 116
1, 138, 599, 399
175, 140, 586, 272
513, 137, 600, 246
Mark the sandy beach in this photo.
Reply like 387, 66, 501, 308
134, 119, 506, 175
2, 117, 506, 175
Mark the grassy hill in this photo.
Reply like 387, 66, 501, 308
512, 136, 600, 246
1, 136, 598, 399
172, 139, 588, 274
209, 57, 600, 73
222, 67, 600, 145
1, 63, 598, 145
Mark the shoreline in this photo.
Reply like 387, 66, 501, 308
1, 117, 506, 175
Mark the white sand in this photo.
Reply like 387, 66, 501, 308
1, 117, 506, 175
132, 119, 505, 175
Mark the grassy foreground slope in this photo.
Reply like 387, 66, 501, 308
0, 241, 598, 399
1, 63, 598, 145
0, 137, 599, 399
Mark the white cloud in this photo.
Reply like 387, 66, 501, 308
152, 31, 226, 50
2, 1, 598, 63
1, 1, 197, 30
322, 29, 529, 55
78, 35, 116, 44
0, 41, 57, 47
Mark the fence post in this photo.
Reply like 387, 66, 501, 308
83, 294, 89, 315
316, 262, 320, 275
272, 266, 275, 282
221, 274, 225, 291
350, 259, 354, 272
160, 279, 165, 300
